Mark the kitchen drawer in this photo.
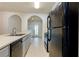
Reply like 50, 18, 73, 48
0, 45, 10, 57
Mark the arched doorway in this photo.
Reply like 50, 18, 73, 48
8, 15, 22, 33
28, 15, 42, 38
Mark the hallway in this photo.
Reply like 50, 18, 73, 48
25, 37, 49, 57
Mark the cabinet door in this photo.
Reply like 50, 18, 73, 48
22, 36, 28, 56
27, 35, 31, 47
22, 35, 31, 56
0, 45, 10, 57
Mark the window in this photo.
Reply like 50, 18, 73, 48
35, 25, 38, 35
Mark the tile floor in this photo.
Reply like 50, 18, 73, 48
25, 37, 49, 57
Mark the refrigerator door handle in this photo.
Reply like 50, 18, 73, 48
48, 38, 51, 41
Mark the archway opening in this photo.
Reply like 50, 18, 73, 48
28, 15, 42, 38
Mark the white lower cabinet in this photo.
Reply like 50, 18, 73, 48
0, 45, 10, 57
22, 34, 31, 56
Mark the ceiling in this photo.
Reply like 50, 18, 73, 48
0, 2, 55, 13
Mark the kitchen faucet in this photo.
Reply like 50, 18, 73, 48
11, 27, 16, 35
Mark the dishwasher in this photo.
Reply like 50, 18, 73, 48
10, 39, 23, 57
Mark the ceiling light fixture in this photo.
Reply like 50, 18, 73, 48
34, 0, 40, 9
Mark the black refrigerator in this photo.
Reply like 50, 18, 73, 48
47, 2, 78, 57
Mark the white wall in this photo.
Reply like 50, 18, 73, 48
0, 12, 48, 40
0, 12, 4, 34
0, 12, 23, 34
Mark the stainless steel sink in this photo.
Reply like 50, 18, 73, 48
8, 34, 25, 36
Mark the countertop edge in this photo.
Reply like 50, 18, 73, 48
0, 32, 31, 50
